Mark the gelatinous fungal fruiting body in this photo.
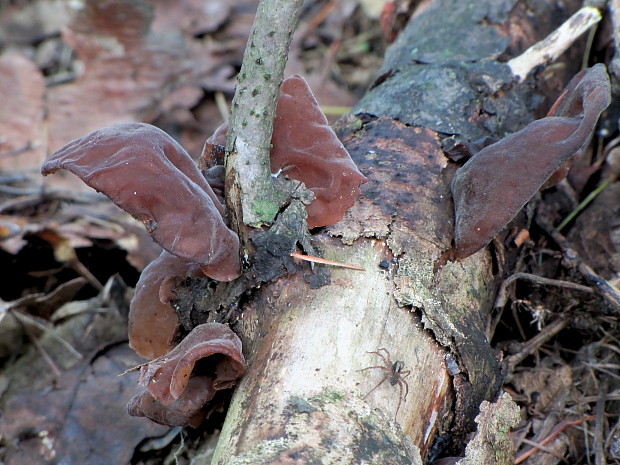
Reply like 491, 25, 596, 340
41, 122, 241, 281
128, 250, 203, 360
41, 74, 367, 426
208, 75, 367, 229
271, 75, 367, 228
451, 64, 611, 259
128, 323, 246, 427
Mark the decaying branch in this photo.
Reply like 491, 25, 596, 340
209, 0, 595, 463
507, 6, 601, 81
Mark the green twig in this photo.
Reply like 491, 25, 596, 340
225, 0, 305, 236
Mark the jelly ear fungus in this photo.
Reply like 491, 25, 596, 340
128, 250, 203, 360
42, 123, 248, 425
450, 64, 611, 260
127, 323, 246, 426
41, 122, 241, 281
41, 76, 367, 428
208, 75, 367, 229
270, 75, 367, 228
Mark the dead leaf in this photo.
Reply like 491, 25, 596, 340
512, 361, 573, 413
151, 0, 232, 36
567, 181, 620, 279
45, 0, 196, 153
0, 53, 45, 169
0, 344, 168, 465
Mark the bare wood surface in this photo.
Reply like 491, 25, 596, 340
213, 239, 450, 464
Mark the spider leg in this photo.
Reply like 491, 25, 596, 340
395, 380, 403, 420
364, 377, 388, 399
380, 348, 394, 366
401, 378, 409, 400
367, 349, 390, 367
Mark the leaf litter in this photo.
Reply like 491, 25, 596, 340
0, 0, 386, 463
4, 0, 620, 463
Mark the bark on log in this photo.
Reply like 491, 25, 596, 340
205, 0, 586, 463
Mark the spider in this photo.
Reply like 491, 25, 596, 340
358, 348, 411, 419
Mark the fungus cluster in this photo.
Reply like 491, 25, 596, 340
272, 76, 367, 227
41, 75, 364, 426
451, 64, 611, 259
128, 251, 203, 360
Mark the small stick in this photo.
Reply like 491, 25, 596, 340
214, 92, 229, 122
119, 362, 150, 376
536, 214, 620, 313
494, 272, 593, 309
503, 316, 571, 380
21, 322, 63, 383
68, 257, 104, 292
12, 310, 83, 361
515, 415, 596, 464
508, 6, 602, 81
517, 438, 569, 464
594, 376, 608, 465
290, 252, 365, 271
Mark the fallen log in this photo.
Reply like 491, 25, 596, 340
203, 0, 592, 463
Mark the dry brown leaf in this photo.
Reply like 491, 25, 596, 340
45, 0, 196, 153
0, 53, 45, 170
151, 0, 232, 36
0, 344, 168, 465
512, 362, 573, 413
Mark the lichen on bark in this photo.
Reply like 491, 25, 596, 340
212, 389, 424, 465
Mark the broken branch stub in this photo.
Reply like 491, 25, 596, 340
41, 123, 241, 281
451, 64, 611, 260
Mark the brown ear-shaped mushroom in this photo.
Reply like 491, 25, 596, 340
128, 323, 245, 426
451, 64, 610, 260
208, 76, 366, 228
541, 65, 607, 189
41, 123, 241, 281
201, 165, 226, 204
127, 375, 217, 427
128, 250, 203, 360
136, 322, 245, 407
204, 123, 228, 156
272, 75, 367, 228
